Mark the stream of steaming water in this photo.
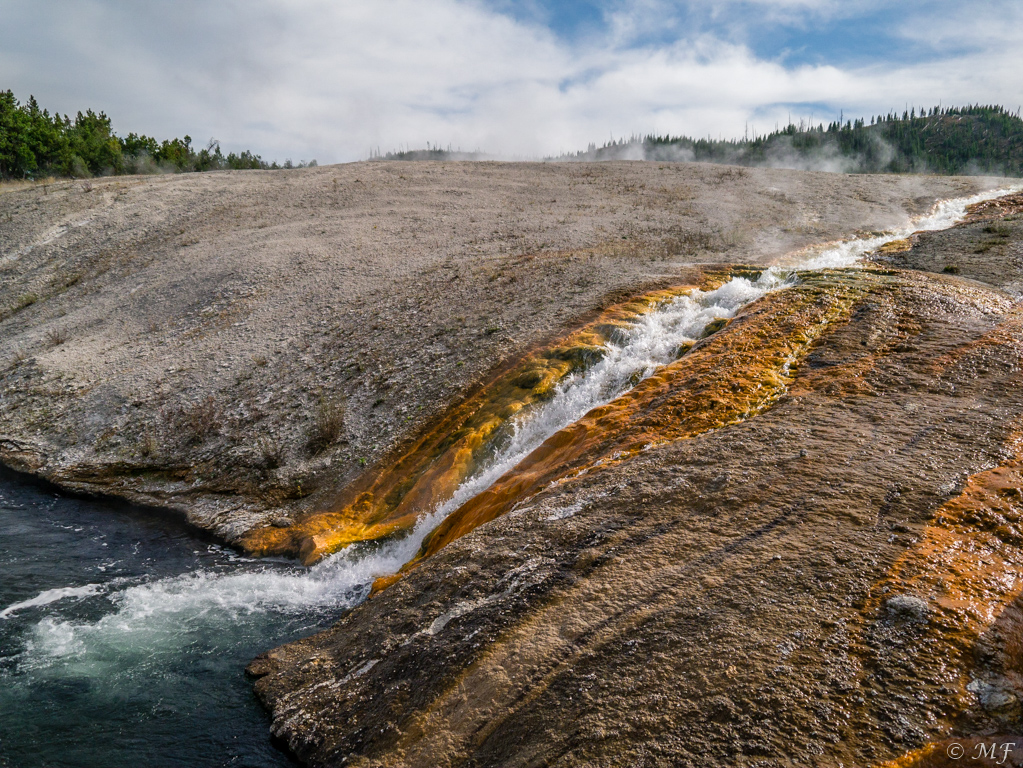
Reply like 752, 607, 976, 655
0, 185, 1019, 767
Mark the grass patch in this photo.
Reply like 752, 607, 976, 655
256, 435, 285, 470
164, 396, 222, 446
44, 327, 69, 346
658, 225, 714, 258
983, 222, 1013, 237
15, 293, 39, 311
138, 431, 159, 458
307, 396, 346, 455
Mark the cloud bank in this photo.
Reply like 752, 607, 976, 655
1, 0, 1020, 164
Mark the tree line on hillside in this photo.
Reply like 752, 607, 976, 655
0, 90, 315, 180
555, 105, 1023, 176
373, 142, 488, 162
378, 105, 1022, 176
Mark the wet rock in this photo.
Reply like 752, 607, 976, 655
251, 218, 1023, 767
707, 473, 731, 492
701, 316, 731, 337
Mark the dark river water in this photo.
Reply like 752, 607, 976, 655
0, 471, 377, 768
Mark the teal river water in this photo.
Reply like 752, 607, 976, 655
0, 470, 355, 768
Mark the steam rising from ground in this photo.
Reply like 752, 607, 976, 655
380, 134, 922, 176
548, 132, 900, 175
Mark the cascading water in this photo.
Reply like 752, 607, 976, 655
787, 186, 1020, 271
1, 185, 1019, 767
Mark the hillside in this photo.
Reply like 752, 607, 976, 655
253, 200, 1023, 768
3, 162, 983, 540
558, 106, 1023, 176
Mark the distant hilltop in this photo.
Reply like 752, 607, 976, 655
384, 106, 1023, 177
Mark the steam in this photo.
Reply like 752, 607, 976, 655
375, 134, 909, 176
547, 133, 904, 175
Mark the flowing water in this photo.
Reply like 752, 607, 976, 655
1, 186, 1019, 767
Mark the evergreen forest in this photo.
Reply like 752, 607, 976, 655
0, 90, 315, 180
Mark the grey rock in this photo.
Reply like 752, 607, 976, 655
884, 594, 930, 622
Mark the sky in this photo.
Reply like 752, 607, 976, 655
1, 0, 1020, 164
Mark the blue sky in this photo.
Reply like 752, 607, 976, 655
1, 0, 1019, 163
505, 0, 992, 67
489, 0, 608, 40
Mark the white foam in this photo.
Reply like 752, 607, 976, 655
1, 584, 105, 619
448, 269, 790, 507
20, 531, 431, 669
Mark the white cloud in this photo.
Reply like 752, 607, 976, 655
894, 1, 1023, 51
0, 0, 1020, 163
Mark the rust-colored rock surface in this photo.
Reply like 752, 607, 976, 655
250, 208, 1023, 767
409, 272, 863, 568
239, 286, 699, 564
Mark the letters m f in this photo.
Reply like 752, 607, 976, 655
978, 742, 1017, 764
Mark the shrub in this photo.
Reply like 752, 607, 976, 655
256, 435, 285, 470
307, 396, 346, 455
165, 396, 222, 446
139, 431, 159, 458
44, 326, 68, 346
14, 293, 38, 311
